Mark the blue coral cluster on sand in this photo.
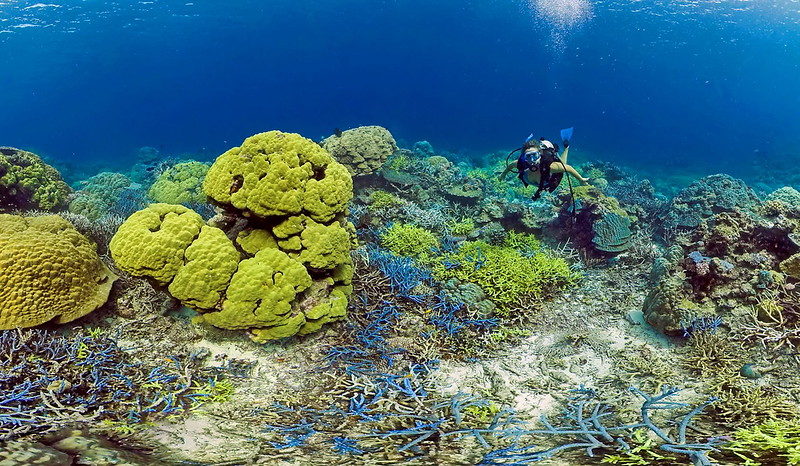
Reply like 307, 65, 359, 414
1, 128, 800, 465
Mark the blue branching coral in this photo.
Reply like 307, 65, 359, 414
0, 329, 237, 439
478, 386, 722, 466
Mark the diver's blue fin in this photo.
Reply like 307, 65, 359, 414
560, 127, 574, 144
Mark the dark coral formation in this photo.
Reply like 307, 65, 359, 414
644, 189, 800, 334
322, 125, 398, 176
660, 174, 761, 232
0, 147, 72, 211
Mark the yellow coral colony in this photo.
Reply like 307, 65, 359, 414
111, 131, 356, 342
0, 214, 117, 329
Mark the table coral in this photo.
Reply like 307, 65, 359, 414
0, 214, 117, 329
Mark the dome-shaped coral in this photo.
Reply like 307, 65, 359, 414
0, 147, 72, 211
148, 161, 210, 205
203, 131, 352, 223
321, 125, 397, 176
0, 214, 117, 329
110, 131, 357, 342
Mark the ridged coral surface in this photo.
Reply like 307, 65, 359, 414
0, 214, 117, 329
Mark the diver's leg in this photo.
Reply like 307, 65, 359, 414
560, 146, 570, 164
561, 163, 590, 185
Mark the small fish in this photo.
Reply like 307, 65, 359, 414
333, 128, 343, 137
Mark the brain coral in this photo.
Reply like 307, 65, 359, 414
111, 131, 357, 342
0, 214, 117, 329
148, 161, 210, 205
0, 147, 72, 211
321, 125, 398, 176
204, 131, 353, 223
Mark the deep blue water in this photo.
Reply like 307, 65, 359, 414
1, 0, 799, 183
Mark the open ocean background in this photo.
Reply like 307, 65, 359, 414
1, 0, 799, 186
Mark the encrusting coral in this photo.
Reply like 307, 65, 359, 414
111, 131, 356, 342
0, 214, 117, 329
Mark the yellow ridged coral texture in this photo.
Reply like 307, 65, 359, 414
0, 214, 117, 329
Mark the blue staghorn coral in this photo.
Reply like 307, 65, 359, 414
0, 329, 240, 440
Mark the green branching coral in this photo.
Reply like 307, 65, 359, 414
433, 240, 577, 311
148, 161, 210, 205
716, 419, 800, 465
368, 190, 403, 211
446, 218, 475, 236
380, 223, 439, 260
504, 231, 541, 252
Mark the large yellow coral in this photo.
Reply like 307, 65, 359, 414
109, 203, 205, 285
0, 214, 117, 329
109, 131, 357, 342
203, 131, 352, 223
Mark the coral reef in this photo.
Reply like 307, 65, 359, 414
0, 329, 234, 441
111, 131, 356, 342
643, 206, 799, 334
147, 161, 210, 205
660, 174, 761, 232
68, 172, 133, 221
321, 125, 397, 176
0, 214, 116, 329
0, 147, 72, 211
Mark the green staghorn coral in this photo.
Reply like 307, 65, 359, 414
380, 222, 439, 260
368, 190, 403, 211
433, 239, 577, 312
716, 419, 800, 465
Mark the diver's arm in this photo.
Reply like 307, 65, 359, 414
498, 162, 516, 181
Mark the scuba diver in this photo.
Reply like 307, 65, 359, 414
499, 127, 590, 201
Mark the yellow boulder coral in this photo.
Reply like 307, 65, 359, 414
0, 214, 116, 329
203, 131, 352, 223
109, 203, 204, 285
168, 225, 240, 309
201, 247, 312, 330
